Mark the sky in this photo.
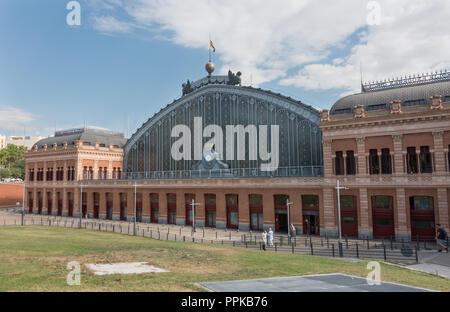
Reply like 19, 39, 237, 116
0, 0, 449, 138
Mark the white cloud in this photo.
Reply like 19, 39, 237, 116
0, 106, 36, 132
90, 0, 450, 96
93, 16, 134, 34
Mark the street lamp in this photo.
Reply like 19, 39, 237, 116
190, 199, 201, 236
79, 181, 83, 228
286, 198, 294, 244
133, 181, 137, 236
335, 179, 348, 257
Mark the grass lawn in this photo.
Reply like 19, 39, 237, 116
0, 226, 448, 292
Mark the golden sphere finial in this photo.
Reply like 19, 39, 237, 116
205, 62, 215, 75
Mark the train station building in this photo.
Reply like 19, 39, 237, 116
24, 66, 450, 242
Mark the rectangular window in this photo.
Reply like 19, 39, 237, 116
334, 108, 352, 115
407, 147, 418, 174
410, 196, 434, 211
403, 99, 426, 107
367, 103, 386, 111
335, 151, 344, 175
371, 196, 393, 209
419, 146, 432, 173
369, 149, 379, 175
346, 151, 356, 175
302, 195, 319, 209
381, 148, 392, 174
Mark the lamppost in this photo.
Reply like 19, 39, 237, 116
79, 181, 83, 229
336, 179, 348, 257
286, 198, 294, 244
133, 181, 137, 236
190, 199, 201, 236
21, 179, 25, 226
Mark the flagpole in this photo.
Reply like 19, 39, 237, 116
209, 33, 212, 63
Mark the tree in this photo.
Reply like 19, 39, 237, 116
0, 145, 25, 178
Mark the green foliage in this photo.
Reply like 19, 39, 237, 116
0, 144, 25, 179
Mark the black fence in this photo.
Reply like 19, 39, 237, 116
0, 212, 433, 264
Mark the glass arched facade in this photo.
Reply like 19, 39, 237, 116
123, 84, 323, 179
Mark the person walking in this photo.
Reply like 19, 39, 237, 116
261, 230, 268, 251
268, 227, 274, 247
436, 224, 449, 253
290, 224, 296, 239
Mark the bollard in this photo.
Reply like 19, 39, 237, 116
99, 224, 101, 231
245, 242, 248, 249
383, 244, 387, 261
367, 238, 370, 249
345, 237, 349, 249
183, 236, 185, 242
292, 244, 294, 254
327, 237, 329, 249
356, 243, 359, 258
415, 246, 419, 263
310, 242, 314, 256
332, 244, 335, 257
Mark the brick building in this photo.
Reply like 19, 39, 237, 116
24, 69, 450, 242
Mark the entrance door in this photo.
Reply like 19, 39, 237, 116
57, 192, 63, 216
167, 194, 176, 225
47, 192, 52, 215
28, 192, 33, 213
372, 196, 395, 239
93, 193, 99, 219
106, 193, 113, 220
410, 196, 435, 241
67, 192, 73, 217
185, 194, 195, 226
37, 192, 42, 214
275, 213, 288, 233
205, 194, 216, 228
136, 194, 142, 222
226, 194, 239, 229
119, 193, 126, 221
249, 195, 263, 231
303, 214, 320, 235
302, 195, 320, 236
274, 195, 289, 233
340, 195, 358, 238
150, 194, 159, 223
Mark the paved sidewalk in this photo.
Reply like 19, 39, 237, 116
200, 274, 432, 292
407, 250, 450, 279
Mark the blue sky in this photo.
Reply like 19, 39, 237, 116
0, 0, 448, 138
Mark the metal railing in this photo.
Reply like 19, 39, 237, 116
1, 210, 434, 264
123, 166, 324, 180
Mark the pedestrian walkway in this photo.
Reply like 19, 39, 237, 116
407, 250, 450, 279
199, 274, 432, 292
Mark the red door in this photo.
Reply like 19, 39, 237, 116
57, 193, 63, 216
167, 194, 176, 225
410, 196, 435, 241
185, 194, 195, 226
340, 195, 358, 238
150, 194, 159, 223
38, 192, 42, 214
28, 193, 33, 213
47, 192, 52, 215
226, 195, 239, 229
93, 193, 99, 219
68, 193, 73, 217
205, 194, 216, 228
372, 196, 395, 239
249, 195, 263, 231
